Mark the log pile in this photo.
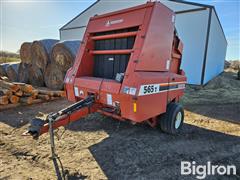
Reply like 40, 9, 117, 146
0, 39, 81, 90
0, 79, 66, 110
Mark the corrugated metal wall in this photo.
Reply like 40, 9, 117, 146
176, 9, 209, 85
204, 10, 227, 84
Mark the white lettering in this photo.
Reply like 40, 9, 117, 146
181, 161, 192, 175
227, 165, 236, 175
181, 161, 237, 179
217, 166, 227, 175
196, 165, 207, 179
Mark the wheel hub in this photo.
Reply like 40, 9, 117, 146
175, 111, 182, 129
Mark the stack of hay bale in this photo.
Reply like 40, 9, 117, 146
45, 40, 81, 90
0, 39, 81, 90
0, 62, 20, 82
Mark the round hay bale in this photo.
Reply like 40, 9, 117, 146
31, 39, 58, 72
44, 63, 65, 90
52, 40, 81, 73
20, 42, 32, 64
18, 63, 29, 83
6, 63, 20, 82
29, 65, 44, 87
0, 63, 9, 76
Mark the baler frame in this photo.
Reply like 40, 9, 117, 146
26, 1, 186, 138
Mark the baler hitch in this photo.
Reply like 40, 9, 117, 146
22, 96, 95, 179
24, 95, 95, 139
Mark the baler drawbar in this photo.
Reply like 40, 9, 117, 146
25, 95, 95, 138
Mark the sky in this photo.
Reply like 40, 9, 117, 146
0, 0, 239, 60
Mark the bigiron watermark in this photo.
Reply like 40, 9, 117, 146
181, 161, 237, 179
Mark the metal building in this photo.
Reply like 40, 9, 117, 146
60, 0, 227, 85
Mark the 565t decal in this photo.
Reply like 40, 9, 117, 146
138, 82, 186, 96
139, 84, 161, 96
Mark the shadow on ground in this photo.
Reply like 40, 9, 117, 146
0, 99, 71, 128
185, 103, 240, 125
65, 114, 240, 180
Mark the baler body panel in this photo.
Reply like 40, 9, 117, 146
65, 2, 186, 123
136, 3, 175, 72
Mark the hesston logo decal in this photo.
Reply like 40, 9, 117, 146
105, 19, 124, 27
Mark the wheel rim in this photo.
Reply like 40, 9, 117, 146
175, 111, 182, 129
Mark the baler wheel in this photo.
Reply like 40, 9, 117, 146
158, 102, 184, 134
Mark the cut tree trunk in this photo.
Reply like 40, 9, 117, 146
38, 89, 54, 96
44, 63, 64, 90
0, 76, 10, 82
0, 96, 8, 105
51, 40, 81, 73
0, 80, 20, 92
0, 87, 12, 96
9, 95, 20, 104
18, 63, 30, 83
31, 39, 58, 72
37, 89, 65, 97
20, 97, 33, 104
37, 94, 50, 100
14, 90, 23, 97
52, 90, 66, 97
20, 42, 32, 64
6, 63, 20, 82
0, 87, 10, 96
14, 82, 33, 93
24, 90, 38, 98
28, 65, 44, 87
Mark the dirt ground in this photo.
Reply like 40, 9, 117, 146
0, 71, 240, 180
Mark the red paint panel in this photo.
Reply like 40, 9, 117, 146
87, 7, 147, 33
91, 31, 137, 40
100, 79, 121, 94
91, 49, 133, 55
39, 107, 90, 135
75, 77, 103, 92
136, 3, 175, 71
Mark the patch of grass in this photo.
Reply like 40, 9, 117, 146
0, 57, 20, 64
0, 50, 20, 64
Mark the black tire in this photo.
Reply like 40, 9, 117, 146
158, 102, 184, 134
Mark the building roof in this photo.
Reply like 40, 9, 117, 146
60, 0, 226, 43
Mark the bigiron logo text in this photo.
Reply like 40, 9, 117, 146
181, 161, 237, 179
